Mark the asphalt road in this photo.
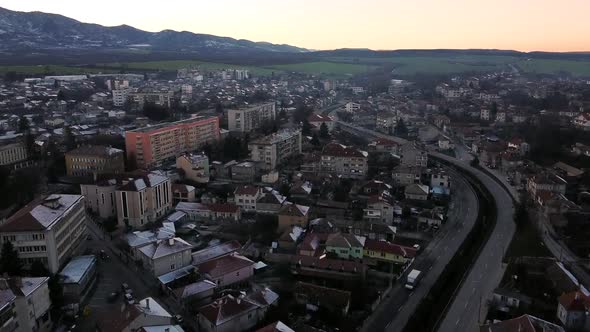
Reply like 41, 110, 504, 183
376, 169, 478, 332
432, 152, 515, 332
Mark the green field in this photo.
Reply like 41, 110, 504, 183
327, 55, 520, 75
101, 60, 279, 76
515, 58, 590, 76
1, 54, 590, 77
268, 61, 375, 77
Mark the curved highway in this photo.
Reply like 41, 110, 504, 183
333, 119, 515, 332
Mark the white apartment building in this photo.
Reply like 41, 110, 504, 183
8, 277, 52, 332
227, 103, 276, 132
344, 102, 360, 113
249, 129, 302, 170
0, 195, 87, 274
112, 89, 131, 107
480, 109, 491, 121
320, 143, 368, 179
116, 171, 173, 229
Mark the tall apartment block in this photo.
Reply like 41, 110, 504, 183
227, 102, 276, 132
249, 129, 302, 170
125, 116, 220, 169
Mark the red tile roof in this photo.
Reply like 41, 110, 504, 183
364, 239, 416, 258
208, 203, 239, 214
199, 295, 258, 327
197, 254, 254, 278
322, 143, 367, 158
291, 255, 364, 273
234, 185, 260, 196
307, 113, 333, 123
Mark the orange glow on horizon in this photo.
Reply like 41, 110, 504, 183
1, 0, 589, 52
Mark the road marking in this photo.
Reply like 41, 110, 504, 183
397, 305, 404, 312
472, 287, 476, 294
409, 292, 414, 298
429, 265, 433, 271
465, 302, 469, 308
456, 318, 461, 325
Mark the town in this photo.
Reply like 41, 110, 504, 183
0, 57, 590, 332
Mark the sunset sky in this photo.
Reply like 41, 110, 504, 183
1, 0, 589, 52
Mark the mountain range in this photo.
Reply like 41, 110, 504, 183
0, 6, 308, 54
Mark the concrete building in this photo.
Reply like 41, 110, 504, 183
278, 203, 310, 233
0, 141, 28, 167
112, 89, 131, 107
80, 179, 118, 219
126, 116, 220, 169
129, 90, 174, 108
58, 255, 97, 305
116, 171, 173, 229
249, 129, 302, 171
234, 186, 262, 213
227, 102, 276, 132
0, 284, 17, 332
138, 238, 193, 277
344, 102, 360, 113
400, 142, 428, 167
65, 145, 125, 177
2, 277, 51, 332
176, 153, 210, 183
320, 143, 368, 179
0, 194, 87, 273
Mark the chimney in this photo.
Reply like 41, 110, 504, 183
145, 298, 150, 310
168, 238, 174, 246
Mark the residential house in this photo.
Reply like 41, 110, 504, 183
191, 241, 242, 266
325, 233, 365, 260
364, 195, 394, 224
196, 253, 255, 288
430, 171, 451, 188
491, 287, 532, 313
307, 113, 334, 132
208, 204, 241, 222
418, 210, 444, 227
400, 142, 428, 167
256, 189, 287, 214
290, 255, 366, 281
404, 184, 429, 200
95, 297, 173, 332
278, 226, 305, 251
256, 321, 295, 332
278, 203, 310, 233
138, 238, 193, 277
320, 143, 368, 180
479, 314, 565, 332
234, 186, 262, 213
363, 239, 416, 265
230, 162, 257, 183
297, 233, 323, 257
294, 281, 351, 316
171, 184, 196, 203
556, 291, 590, 331
197, 287, 278, 332
171, 279, 216, 307
393, 166, 424, 186
369, 138, 401, 155
574, 113, 590, 131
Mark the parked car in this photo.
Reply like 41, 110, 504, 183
174, 315, 184, 324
